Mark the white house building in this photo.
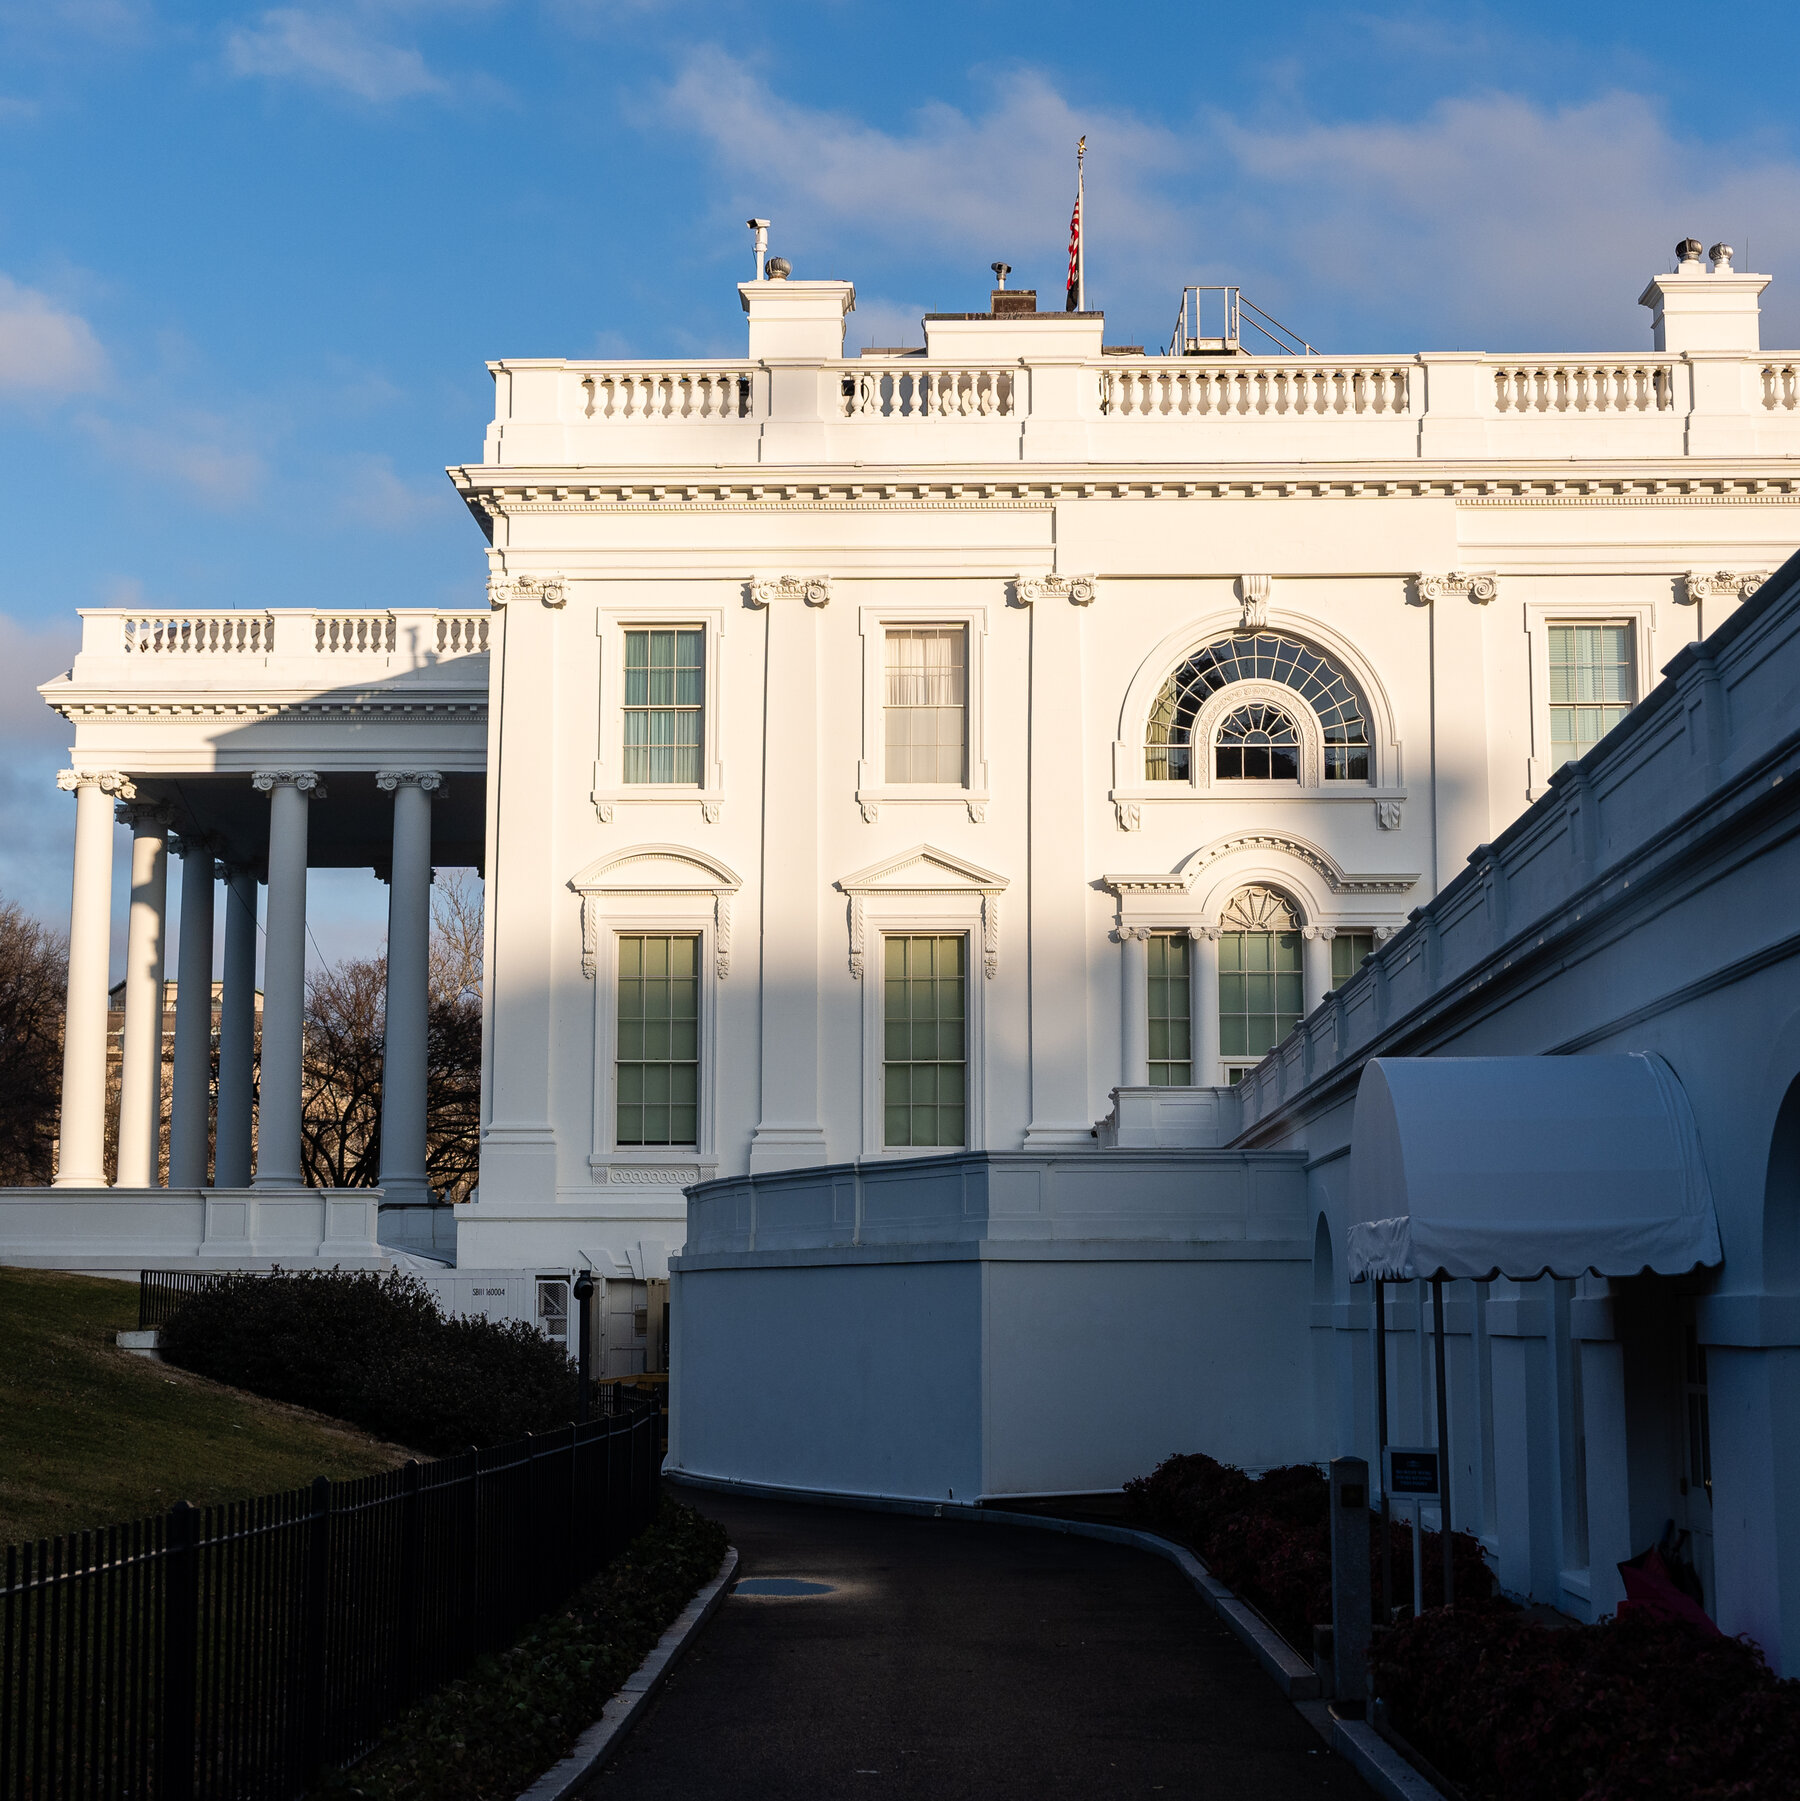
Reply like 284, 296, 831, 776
13, 232, 1800, 1657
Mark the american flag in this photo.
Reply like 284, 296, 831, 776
1065, 136, 1085, 312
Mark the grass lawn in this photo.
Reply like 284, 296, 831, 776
0, 1266, 413, 1546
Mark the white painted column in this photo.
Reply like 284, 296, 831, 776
167, 836, 216, 1189
1022, 584, 1093, 1147
377, 771, 439, 1207
115, 801, 172, 1188
749, 585, 828, 1171
53, 770, 129, 1187
1303, 926, 1333, 1016
253, 771, 320, 1189
213, 863, 258, 1188
1191, 926, 1221, 1088
1119, 927, 1150, 1088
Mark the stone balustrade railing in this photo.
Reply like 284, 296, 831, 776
477, 348, 1800, 467
104, 609, 489, 661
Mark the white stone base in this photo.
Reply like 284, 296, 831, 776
0, 1186, 387, 1275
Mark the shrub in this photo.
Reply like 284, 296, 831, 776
1371, 1605, 1800, 1801
1124, 1451, 1496, 1650
159, 1270, 580, 1454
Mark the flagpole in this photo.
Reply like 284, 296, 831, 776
1076, 137, 1086, 312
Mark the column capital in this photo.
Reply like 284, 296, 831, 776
1303, 924, 1337, 942
115, 799, 173, 831
1012, 572, 1096, 607
748, 573, 831, 608
375, 769, 445, 793
58, 769, 135, 799
488, 572, 567, 610
1191, 923, 1221, 941
252, 770, 326, 795
1116, 925, 1154, 943
169, 830, 216, 860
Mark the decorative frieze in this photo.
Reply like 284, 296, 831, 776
1013, 573, 1096, 606
1417, 571, 1499, 604
749, 574, 831, 608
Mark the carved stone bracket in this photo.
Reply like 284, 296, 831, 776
376, 770, 444, 794
859, 799, 880, 824
715, 893, 732, 978
1115, 799, 1141, 832
1417, 571, 1499, 605
1375, 799, 1403, 830
1013, 573, 1096, 606
749, 574, 831, 608
488, 573, 567, 610
981, 893, 1000, 980
580, 894, 598, 979
966, 800, 985, 824
1682, 569, 1768, 605
58, 769, 136, 800
1237, 575, 1271, 630
701, 800, 722, 825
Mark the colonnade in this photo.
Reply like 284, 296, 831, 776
51, 767, 443, 1197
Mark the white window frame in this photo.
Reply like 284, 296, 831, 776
856, 603, 991, 822
592, 606, 728, 821
571, 845, 741, 1189
1524, 601, 1655, 801
863, 909, 986, 1159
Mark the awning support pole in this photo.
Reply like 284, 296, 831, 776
1432, 1274, 1454, 1607
1374, 1275, 1391, 1624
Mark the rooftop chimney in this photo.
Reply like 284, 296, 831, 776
990, 262, 1037, 316
1640, 235, 1767, 352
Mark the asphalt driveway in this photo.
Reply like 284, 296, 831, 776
587, 1488, 1369, 1801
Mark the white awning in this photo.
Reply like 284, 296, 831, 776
1345, 1054, 1723, 1283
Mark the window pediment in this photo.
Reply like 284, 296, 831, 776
837, 844, 1009, 982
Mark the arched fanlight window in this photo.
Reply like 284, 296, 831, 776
1214, 702, 1300, 781
1146, 632, 1371, 782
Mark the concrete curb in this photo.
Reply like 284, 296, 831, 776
1331, 1716, 1450, 1801
668, 1474, 1451, 1800
514, 1545, 739, 1801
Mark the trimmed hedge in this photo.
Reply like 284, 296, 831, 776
317, 1497, 729, 1801
1123, 1451, 1495, 1651
1372, 1605, 1800, 1801
159, 1270, 580, 1455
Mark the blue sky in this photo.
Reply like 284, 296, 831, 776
3, 0, 1799, 963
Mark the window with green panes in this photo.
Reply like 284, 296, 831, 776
1218, 926, 1304, 1062
623, 627, 705, 784
1548, 623, 1633, 770
883, 935, 966, 1148
1147, 933, 1192, 1085
616, 934, 700, 1146
1331, 931, 1376, 989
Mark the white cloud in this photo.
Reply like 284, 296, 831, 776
225, 7, 448, 102
336, 451, 451, 529
660, 54, 1800, 352
77, 411, 267, 506
657, 51, 1181, 301
0, 275, 105, 395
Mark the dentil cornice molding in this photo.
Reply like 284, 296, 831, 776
748, 574, 831, 607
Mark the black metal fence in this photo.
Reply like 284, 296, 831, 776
136, 1274, 231, 1333
0, 1396, 661, 1800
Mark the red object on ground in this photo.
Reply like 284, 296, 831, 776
1618, 1547, 1720, 1635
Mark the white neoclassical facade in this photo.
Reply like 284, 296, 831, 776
14, 233, 1800, 1286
